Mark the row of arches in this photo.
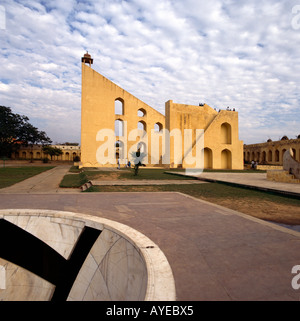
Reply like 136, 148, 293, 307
115, 141, 147, 160
12, 151, 79, 161
115, 99, 144, 117
115, 98, 232, 145
244, 148, 299, 164
115, 98, 148, 118
114, 98, 163, 137
204, 148, 232, 169
115, 98, 163, 137
115, 144, 232, 169
114, 119, 163, 137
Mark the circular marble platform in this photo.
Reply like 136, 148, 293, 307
0, 209, 176, 301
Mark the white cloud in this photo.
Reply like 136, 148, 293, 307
0, 0, 299, 145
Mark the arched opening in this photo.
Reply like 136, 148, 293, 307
268, 150, 272, 162
36, 152, 41, 159
221, 149, 232, 169
137, 108, 146, 117
256, 152, 260, 162
220, 123, 231, 144
65, 152, 70, 161
22, 152, 26, 159
275, 150, 279, 162
138, 121, 147, 136
72, 152, 77, 161
262, 151, 266, 163
154, 122, 163, 132
292, 148, 296, 160
281, 149, 286, 163
115, 140, 125, 161
115, 99, 124, 115
204, 148, 213, 169
115, 119, 124, 137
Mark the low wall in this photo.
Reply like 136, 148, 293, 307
0, 209, 176, 301
257, 165, 283, 170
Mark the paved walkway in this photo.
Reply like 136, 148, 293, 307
0, 165, 79, 194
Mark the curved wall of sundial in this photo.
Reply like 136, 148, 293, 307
0, 209, 176, 301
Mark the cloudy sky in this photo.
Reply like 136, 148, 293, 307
0, 0, 299, 145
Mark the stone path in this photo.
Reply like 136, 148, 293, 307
0, 165, 79, 194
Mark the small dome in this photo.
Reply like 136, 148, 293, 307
81, 51, 93, 65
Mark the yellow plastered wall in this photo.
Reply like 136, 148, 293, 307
81, 63, 243, 169
81, 63, 165, 167
165, 100, 243, 169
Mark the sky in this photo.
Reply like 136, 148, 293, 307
0, 0, 300, 145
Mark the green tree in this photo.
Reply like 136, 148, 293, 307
0, 106, 52, 158
42, 146, 63, 161
20, 123, 52, 162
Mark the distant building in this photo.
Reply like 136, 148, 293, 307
244, 137, 300, 165
11, 144, 81, 161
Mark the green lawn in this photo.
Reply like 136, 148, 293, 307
0, 166, 54, 189
88, 168, 196, 180
59, 172, 88, 188
59, 168, 195, 188
58, 167, 266, 188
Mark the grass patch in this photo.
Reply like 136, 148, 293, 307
0, 166, 54, 189
68, 165, 81, 173
59, 172, 88, 188
84, 168, 195, 181
58, 168, 194, 188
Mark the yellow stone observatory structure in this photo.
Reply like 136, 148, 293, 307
80, 53, 243, 170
